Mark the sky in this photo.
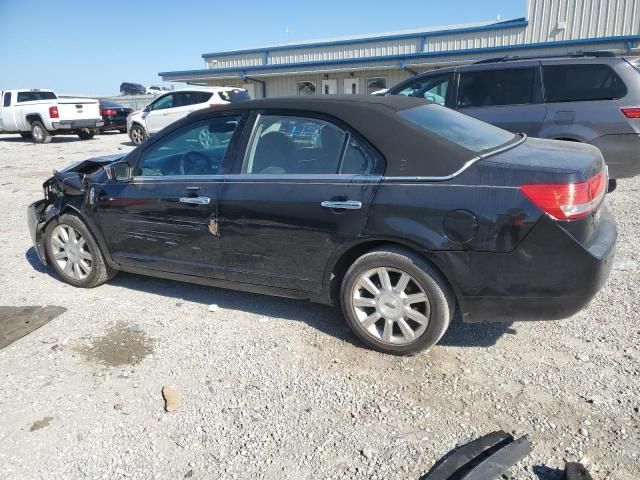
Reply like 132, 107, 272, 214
0, 0, 525, 96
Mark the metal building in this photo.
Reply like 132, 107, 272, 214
159, 0, 640, 99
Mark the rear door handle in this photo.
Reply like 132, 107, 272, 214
180, 196, 210, 205
321, 200, 362, 210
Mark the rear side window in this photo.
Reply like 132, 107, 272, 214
3, 92, 11, 107
543, 64, 627, 102
457, 68, 535, 108
17, 91, 57, 102
176, 92, 213, 106
218, 89, 251, 102
399, 104, 515, 153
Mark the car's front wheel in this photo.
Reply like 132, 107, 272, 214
341, 246, 455, 356
129, 124, 147, 145
44, 214, 116, 288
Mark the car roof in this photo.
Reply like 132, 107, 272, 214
171, 86, 247, 93
191, 95, 477, 178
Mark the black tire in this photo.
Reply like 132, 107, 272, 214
31, 120, 52, 144
78, 130, 95, 140
129, 124, 147, 145
20, 132, 32, 139
44, 213, 116, 288
119, 128, 127, 134
340, 246, 455, 356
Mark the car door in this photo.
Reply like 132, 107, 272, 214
144, 93, 176, 134
218, 111, 383, 292
0, 91, 16, 132
94, 113, 245, 278
455, 63, 547, 137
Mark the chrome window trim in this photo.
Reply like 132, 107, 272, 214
382, 133, 527, 182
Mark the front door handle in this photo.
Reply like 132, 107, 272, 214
321, 200, 362, 210
180, 196, 210, 205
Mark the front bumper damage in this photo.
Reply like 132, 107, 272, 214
27, 199, 50, 265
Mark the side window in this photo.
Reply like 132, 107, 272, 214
3, 92, 10, 107
340, 137, 377, 175
150, 94, 174, 111
542, 64, 627, 102
137, 116, 241, 176
243, 115, 347, 175
457, 68, 535, 108
395, 74, 449, 105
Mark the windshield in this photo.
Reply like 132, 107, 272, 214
398, 104, 515, 153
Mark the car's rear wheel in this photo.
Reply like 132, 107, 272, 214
341, 246, 455, 356
44, 214, 116, 288
129, 124, 147, 145
31, 121, 51, 144
78, 129, 95, 140
119, 128, 127, 134
20, 132, 32, 139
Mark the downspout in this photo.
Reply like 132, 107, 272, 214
241, 71, 267, 98
400, 60, 419, 76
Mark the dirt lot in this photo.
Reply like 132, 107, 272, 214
0, 132, 638, 480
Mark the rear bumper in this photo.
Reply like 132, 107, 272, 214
51, 119, 104, 130
590, 134, 640, 179
432, 206, 617, 323
27, 200, 48, 265
100, 118, 127, 130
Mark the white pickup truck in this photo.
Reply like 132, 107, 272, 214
0, 89, 103, 143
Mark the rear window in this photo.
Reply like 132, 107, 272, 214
399, 104, 515, 153
17, 91, 57, 102
542, 64, 627, 102
218, 89, 251, 102
100, 100, 123, 108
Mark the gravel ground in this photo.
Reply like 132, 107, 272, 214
0, 132, 638, 480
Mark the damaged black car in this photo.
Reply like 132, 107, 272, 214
28, 96, 616, 355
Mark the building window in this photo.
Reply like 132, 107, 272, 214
366, 77, 387, 94
297, 81, 316, 96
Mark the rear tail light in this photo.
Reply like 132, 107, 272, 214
48, 106, 59, 118
102, 109, 117, 116
621, 107, 640, 118
520, 171, 607, 220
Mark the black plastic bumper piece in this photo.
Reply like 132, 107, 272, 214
420, 430, 532, 480
27, 200, 48, 265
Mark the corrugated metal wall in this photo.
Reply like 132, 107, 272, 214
203, 0, 640, 70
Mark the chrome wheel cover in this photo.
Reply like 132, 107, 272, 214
50, 224, 93, 280
198, 127, 215, 149
351, 267, 430, 345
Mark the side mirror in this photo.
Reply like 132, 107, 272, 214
143, 105, 151, 113
111, 162, 131, 182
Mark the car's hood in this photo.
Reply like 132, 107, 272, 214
58, 153, 125, 174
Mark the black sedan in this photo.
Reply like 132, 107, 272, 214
99, 100, 132, 133
27, 96, 616, 355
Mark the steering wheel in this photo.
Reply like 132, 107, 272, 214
179, 151, 211, 176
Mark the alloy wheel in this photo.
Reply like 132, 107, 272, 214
32, 125, 44, 141
351, 267, 430, 345
50, 224, 93, 280
131, 127, 144, 144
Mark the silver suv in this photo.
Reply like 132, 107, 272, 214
387, 53, 640, 179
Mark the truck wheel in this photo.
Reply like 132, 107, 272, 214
340, 246, 455, 356
129, 124, 147, 145
20, 132, 32, 139
78, 129, 95, 140
31, 121, 52, 144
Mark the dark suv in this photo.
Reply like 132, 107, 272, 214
387, 54, 640, 178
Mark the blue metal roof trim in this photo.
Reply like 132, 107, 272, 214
160, 35, 640, 79
200, 18, 528, 58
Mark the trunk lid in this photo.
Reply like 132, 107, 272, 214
56, 98, 100, 121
